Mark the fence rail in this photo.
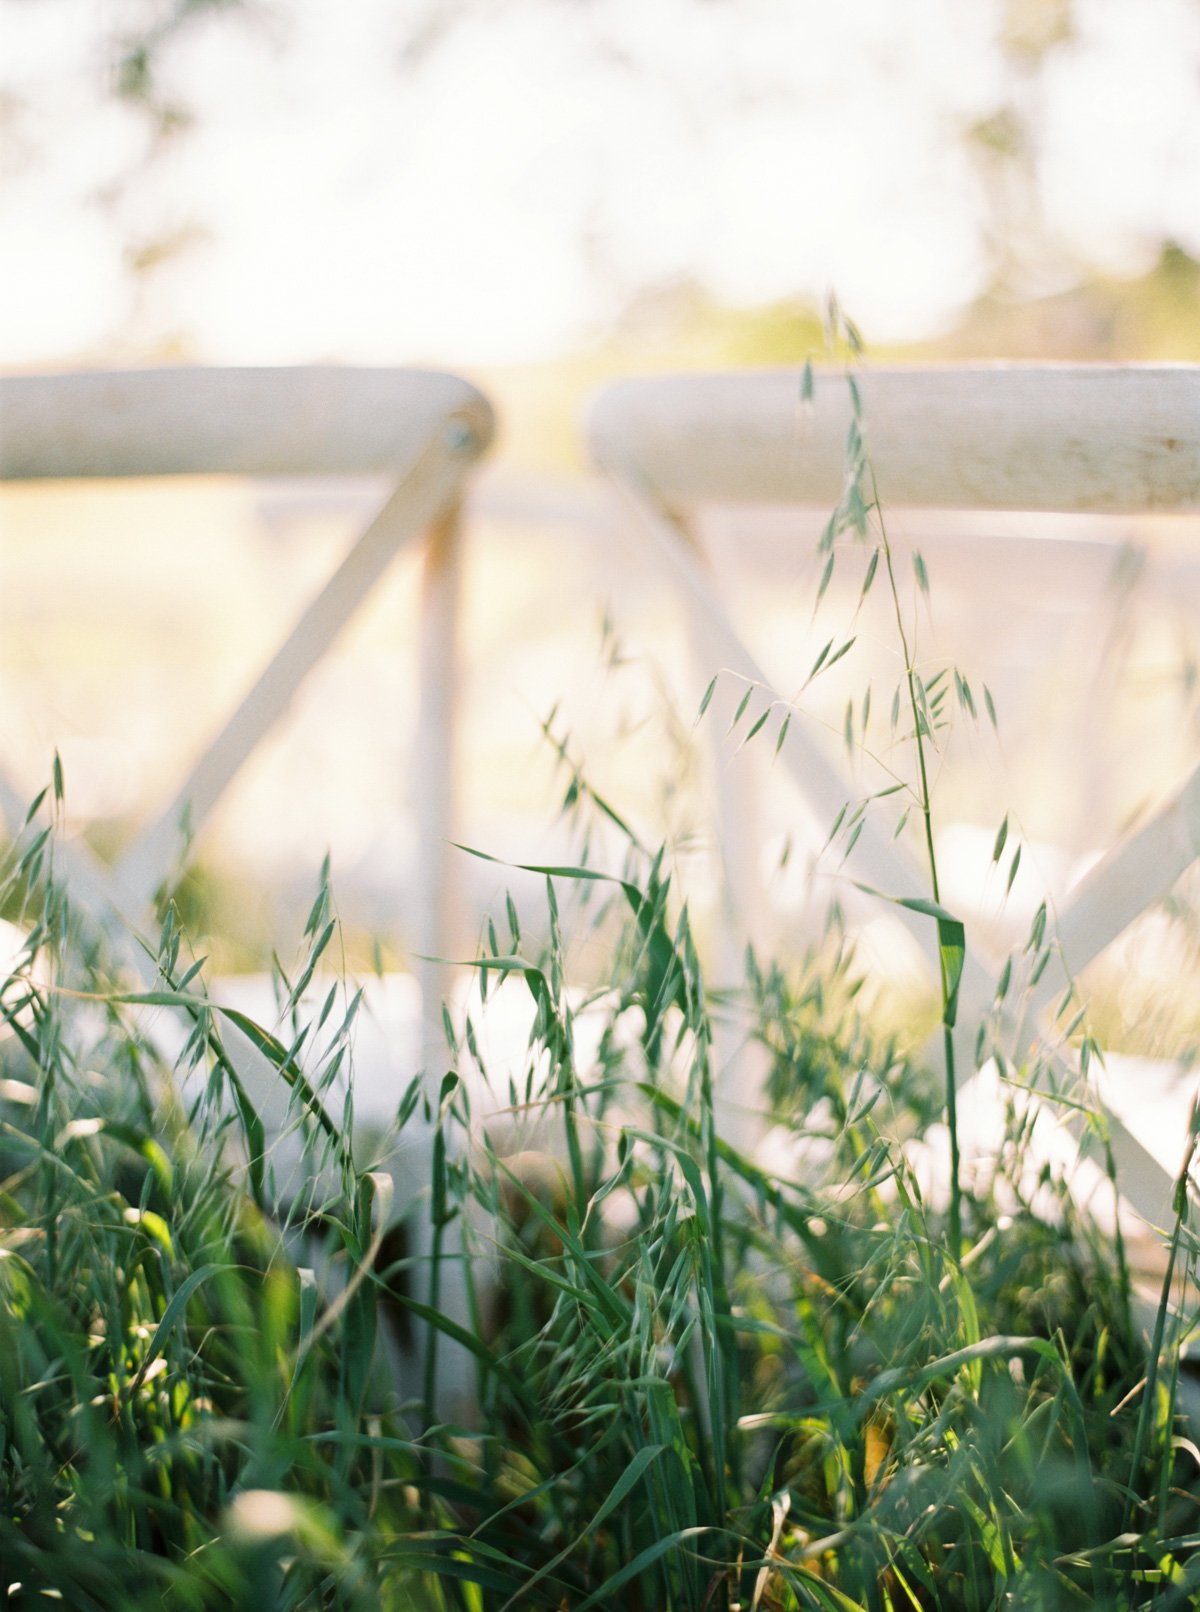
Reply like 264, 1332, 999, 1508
4, 361, 1199, 1232
0, 366, 494, 1052
590, 362, 1200, 1225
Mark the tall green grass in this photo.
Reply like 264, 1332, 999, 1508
0, 810, 427, 1606
1, 340, 1198, 1607
0, 775, 1186, 1609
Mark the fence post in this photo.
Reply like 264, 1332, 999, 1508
413, 499, 464, 1077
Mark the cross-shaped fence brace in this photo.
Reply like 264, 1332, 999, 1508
589, 363, 1200, 1227
0, 366, 494, 1038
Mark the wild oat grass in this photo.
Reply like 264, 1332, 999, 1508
0, 784, 1178, 1610
1, 338, 1198, 1607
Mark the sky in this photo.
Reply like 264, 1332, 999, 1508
4, 0, 1200, 368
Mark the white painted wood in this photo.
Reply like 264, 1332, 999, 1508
2, 368, 495, 1426
113, 428, 478, 910
669, 510, 772, 1151
1034, 763, 1200, 1012
603, 477, 996, 1006
0, 367, 493, 480
990, 763, 1200, 1225
413, 503, 464, 1074
960, 761, 1200, 1219
1, 367, 493, 999
590, 365, 1200, 513
1089, 1110, 1176, 1226
592, 363, 1200, 1227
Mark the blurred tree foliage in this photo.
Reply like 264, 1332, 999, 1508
19, 0, 1200, 364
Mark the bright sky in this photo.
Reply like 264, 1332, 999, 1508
4, 0, 1200, 368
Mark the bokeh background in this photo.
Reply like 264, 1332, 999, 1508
6, 0, 1200, 1065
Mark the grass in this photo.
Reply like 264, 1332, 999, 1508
1, 342, 1199, 1608
0, 781, 1183, 1610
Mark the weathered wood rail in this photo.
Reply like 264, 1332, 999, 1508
589, 363, 1200, 1225
0, 366, 495, 1051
